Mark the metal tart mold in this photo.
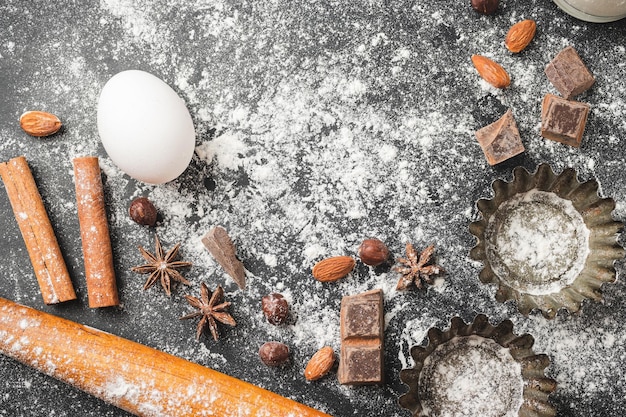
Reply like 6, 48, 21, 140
469, 164, 624, 318
398, 314, 557, 417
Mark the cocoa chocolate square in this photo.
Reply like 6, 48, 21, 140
338, 289, 384, 385
342, 299, 382, 339
338, 346, 383, 385
541, 93, 589, 147
545, 46, 595, 99
475, 109, 524, 166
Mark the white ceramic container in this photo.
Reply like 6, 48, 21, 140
554, 0, 626, 22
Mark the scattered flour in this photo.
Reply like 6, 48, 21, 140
0, 0, 625, 416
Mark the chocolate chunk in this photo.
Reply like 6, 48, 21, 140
541, 93, 589, 147
341, 346, 382, 382
545, 46, 595, 99
475, 109, 524, 166
338, 289, 384, 385
201, 226, 246, 289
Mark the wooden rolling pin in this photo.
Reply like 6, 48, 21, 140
0, 297, 332, 417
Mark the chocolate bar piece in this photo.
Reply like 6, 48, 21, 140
545, 46, 595, 99
475, 109, 524, 166
202, 226, 246, 289
338, 289, 384, 385
541, 93, 589, 147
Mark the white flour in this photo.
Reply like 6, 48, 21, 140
418, 336, 523, 417
0, 0, 625, 416
486, 189, 590, 295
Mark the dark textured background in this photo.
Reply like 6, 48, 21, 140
1, 1, 625, 416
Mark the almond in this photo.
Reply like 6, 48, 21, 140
505, 19, 537, 53
471, 55, 511, 89
19, 111, 62, 137
304, 346, 335, 381
312, 256, 355, 282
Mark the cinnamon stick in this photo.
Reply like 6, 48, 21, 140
73, 156, 119, 308
0, 156, 76, 304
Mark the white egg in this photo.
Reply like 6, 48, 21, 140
97, 70, 196, 184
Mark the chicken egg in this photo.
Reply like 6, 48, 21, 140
97, 70, 196, 184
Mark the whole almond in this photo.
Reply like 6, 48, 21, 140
19, 111, 62, 137
471, 55, 511, 89
312, 256, 355, 282
304, 346, 335, 381
505, 19, 537, 53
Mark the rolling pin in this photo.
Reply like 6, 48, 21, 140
0, 297, 332, 417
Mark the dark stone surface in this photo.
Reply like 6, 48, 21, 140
0, 1, 625, 416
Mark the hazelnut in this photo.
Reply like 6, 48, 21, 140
471, 0, 498, 15
259, 341, 290, 367
261, 293, 289, 325
358, 238, 390, 267
129, 197, 158, 226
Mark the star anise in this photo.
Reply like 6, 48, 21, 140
131, 235, 192, 296
180, 283, 236, 341
394, 243, 444, 290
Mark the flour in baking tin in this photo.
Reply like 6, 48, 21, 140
418, 336, 523, 417
485, 189, 590, 295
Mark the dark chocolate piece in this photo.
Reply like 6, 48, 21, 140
475, 109, 524, 166
541, 93, 589, 147
545, 46, 595, 99
201, 226, 246, 289
338, 288, 384, 385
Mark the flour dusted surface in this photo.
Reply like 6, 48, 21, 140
0, 0, 625, 416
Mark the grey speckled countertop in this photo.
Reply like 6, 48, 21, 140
1, 1, 625, 416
